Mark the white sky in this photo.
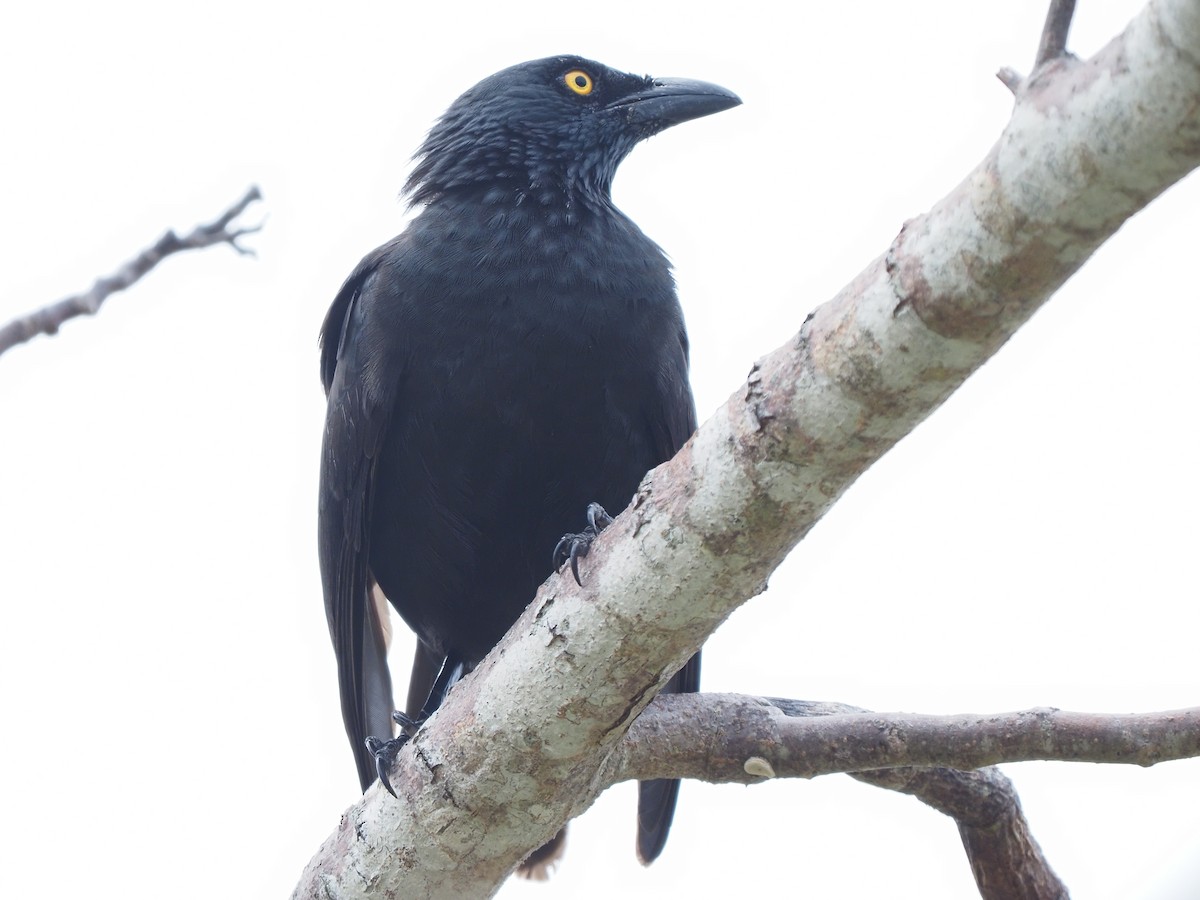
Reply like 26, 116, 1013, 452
2, 1, 1197, 897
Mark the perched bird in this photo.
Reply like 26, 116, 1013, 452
318, 55, 739, 874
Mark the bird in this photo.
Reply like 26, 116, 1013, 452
318, 54, 739, 876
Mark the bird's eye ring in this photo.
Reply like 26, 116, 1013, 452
564, 70, 594, 96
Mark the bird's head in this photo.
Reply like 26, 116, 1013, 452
404, 55, 740, 207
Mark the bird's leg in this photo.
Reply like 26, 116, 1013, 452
368, 653, 467, 797
410, 655, 467, 727
552, 502, 614, 585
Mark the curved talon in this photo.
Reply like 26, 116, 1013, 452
552, 503, 614, 585
376, 755, 396, 797
552, 533, 573, 572
568, 539, 587, 585
585, 502, 613, 531
365, 736, 386, 755
553, 531, 591, 585
365, 734, 409, 797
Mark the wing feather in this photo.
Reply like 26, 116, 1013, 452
318, 257, 403, 791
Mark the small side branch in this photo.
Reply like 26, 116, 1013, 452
1036, 0, 1077, 68
997, 0, 1078, 96
857, 768, 1068, 900
996, 66, 1025, 93
0, 185, 263, 357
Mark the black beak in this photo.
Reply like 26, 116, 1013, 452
608, 77, 742, 134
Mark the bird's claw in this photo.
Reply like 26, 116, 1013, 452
553, 502, 614, 585
392, 709, 422, 737
367, 706, 438, 796
365, 734, 410, 798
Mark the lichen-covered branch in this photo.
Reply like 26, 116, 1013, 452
294, 2, 1200, 897
0, 185, 262, 357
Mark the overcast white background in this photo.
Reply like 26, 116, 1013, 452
2, 1, 1197, 897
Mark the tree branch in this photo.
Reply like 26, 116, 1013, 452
0, 185, 263, 357
610, 695, 1200, 783
294, 1, 1200, 896
996, 65, 1025, 93
609, 694, 1122, 898
1035, 0, 1077, 68
862, 768, 1068, 900
611, 695, 1198, 899
997, 0, 1078, 95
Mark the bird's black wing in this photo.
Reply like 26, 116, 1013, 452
319, 245, 405, 790
636, 326, 701, 864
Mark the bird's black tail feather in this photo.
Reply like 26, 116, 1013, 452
636, 650, 701, 864
518, 827, 568, 879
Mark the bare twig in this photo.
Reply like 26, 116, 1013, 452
1035, 0, 1076, 68
0, 185, 263, 357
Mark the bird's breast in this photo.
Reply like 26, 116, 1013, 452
368, 198, 689, 659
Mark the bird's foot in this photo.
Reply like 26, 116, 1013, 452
365, 733, 411, 798
366, 707, 440, 796
393, 710, 422, 737
552, 502, 614, 585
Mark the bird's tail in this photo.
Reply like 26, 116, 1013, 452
517, 827, 568, 880
636, 650, 701, 865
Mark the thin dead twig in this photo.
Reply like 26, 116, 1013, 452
0, 185, 263, 357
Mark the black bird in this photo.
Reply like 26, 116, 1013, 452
318, 55, 739, 874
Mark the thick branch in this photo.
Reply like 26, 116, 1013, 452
0, 185, 262, 357
294, 2, 1200, 897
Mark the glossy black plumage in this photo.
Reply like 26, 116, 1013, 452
318, 55, 739, 871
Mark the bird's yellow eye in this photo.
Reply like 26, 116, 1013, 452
564, 70, 594, 96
